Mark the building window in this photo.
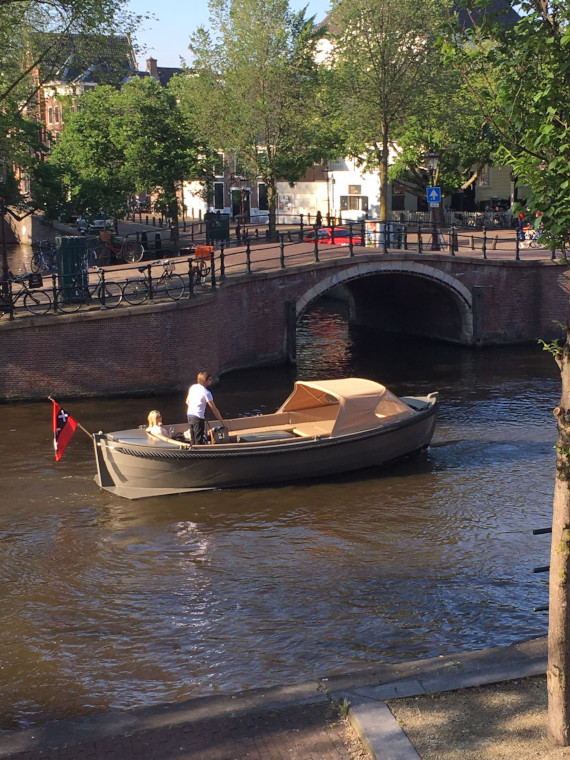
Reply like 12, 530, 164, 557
54, 106, 59, 123
47, 107, 53, 124
213, 182, 225, 210
258, 183, 268, 211
340, 195, 368, 212
348, 184, 361, 195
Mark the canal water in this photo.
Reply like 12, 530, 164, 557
0, 299, 558, 730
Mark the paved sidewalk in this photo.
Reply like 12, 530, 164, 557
0, 637, 547, 760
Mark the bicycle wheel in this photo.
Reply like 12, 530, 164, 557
55, 287, 86, 313
122, 242, 145, 263
30, 253, 41, 273
24, 289, 52, 315
96, 281, 123, 308
122, 278, 149, 305
165, 273, 185, 300
199, 259, 211, 279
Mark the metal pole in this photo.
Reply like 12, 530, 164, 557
279, 233, 285, 268
187, 257, 195, 297
1, 197, 8, 297
210, 250, 216, 290
219, 243, 225, 281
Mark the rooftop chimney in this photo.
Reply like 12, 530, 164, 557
146, 58, 158, 78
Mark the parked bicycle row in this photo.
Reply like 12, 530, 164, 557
0, 257, 213, 319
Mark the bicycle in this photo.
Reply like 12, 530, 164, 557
122, 260, 185, 305
88, 236, 144, 266
0, 273, 52, 317
55, 268, 124, 313
519, 227, 545, 249
192, 244, 213, 284
31, 241, 57, 273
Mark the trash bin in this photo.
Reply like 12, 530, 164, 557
57, 236, 88, 300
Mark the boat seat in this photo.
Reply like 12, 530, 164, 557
292, 420, 335, 437
235, 431, 296, 443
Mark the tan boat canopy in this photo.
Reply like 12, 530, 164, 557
277, 378, 414, 436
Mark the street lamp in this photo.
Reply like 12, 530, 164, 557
426, 150, 440, 251
0, 159, 9, 296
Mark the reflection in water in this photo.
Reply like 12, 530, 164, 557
0, 298, 559, 728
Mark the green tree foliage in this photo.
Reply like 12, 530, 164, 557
328, 0, 446, 219
445, 0, 570, 746
47, 78, 203, 237
0, 0, 140, 206
114, 77, 204, 241
444, 0, 570, 249
387, 68, 497, 203
48, 85, 127, 218
175, 0, 340, 235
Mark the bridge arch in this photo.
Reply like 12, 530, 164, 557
296, 260, 474, 344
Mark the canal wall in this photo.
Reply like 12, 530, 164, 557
0, 255, 567, 401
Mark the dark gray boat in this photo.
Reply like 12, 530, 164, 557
93, 378, 439, 499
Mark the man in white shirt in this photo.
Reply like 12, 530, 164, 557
186, 371, 226, 444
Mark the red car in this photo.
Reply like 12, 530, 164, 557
304, 226, 363, 246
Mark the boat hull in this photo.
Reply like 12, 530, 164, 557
93, 397, 438, 499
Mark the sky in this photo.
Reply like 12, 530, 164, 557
126, 0, 332, 69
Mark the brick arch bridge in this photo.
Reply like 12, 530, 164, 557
0, 253, 566, 400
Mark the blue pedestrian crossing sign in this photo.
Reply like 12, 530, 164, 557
426, 186, 441, 204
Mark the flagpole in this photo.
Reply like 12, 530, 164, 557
48, 396, 93, 439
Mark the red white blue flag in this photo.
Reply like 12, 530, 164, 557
52, 400, 78, 462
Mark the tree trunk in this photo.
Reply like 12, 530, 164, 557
548, 327, 570, 746
379, 122, 389, 222
166, 184, 179, 246
267, 181, 277, 241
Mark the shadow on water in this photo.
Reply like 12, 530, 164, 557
0, 295, 559, 728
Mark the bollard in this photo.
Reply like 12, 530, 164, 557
152, 216, 156, 226
360, 219, 366, 247
482, 227, 487, 259
246, 240, 251, 274
141, 231, 148, 250
470, 235, 474, 249
515, 234, 520, 261
155, 233, 161, 251
492, 235, 498, 250
299, 214, 304, 243
314, 232, 319, 262
417, 223, 422, 254
349, 224, 354, 257
280, 233, 286, 268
